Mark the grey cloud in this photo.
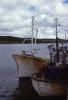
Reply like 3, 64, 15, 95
0, 28, 14, 32
0, 0, 67, 38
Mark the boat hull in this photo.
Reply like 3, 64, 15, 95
32, 74, 66, 96
12, 54, 48, 77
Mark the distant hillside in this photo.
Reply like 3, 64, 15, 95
0, 36, 68, 44
0, 36, 23, 43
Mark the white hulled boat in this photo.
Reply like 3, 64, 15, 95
12, 16, 48, 78
12, 54, 48, 77
31, 73, 66, 96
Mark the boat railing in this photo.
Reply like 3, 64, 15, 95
31, 73, 68, 83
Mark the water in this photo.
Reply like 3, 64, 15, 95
0, 43, 53, 100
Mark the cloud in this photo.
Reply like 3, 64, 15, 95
0, 0, 68, 38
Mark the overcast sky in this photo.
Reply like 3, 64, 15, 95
0, 0, 68, 38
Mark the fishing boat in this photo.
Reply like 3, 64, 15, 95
31, 59, 68, 96
31, 73, 66, 96
12, 16, 48, 78
31, 18, 68, 97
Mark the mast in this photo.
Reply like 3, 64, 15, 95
31, 16, 34, 55
35, 29, 38, 47
55, 18, 59, 62
65, 33, 67, 46
34, 29, 38, 54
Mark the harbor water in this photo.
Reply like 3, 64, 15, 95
0, 43, 50, 100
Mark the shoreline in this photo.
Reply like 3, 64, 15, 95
0, 36, 67, 44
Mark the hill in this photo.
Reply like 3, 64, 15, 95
0, 36, 67, 44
